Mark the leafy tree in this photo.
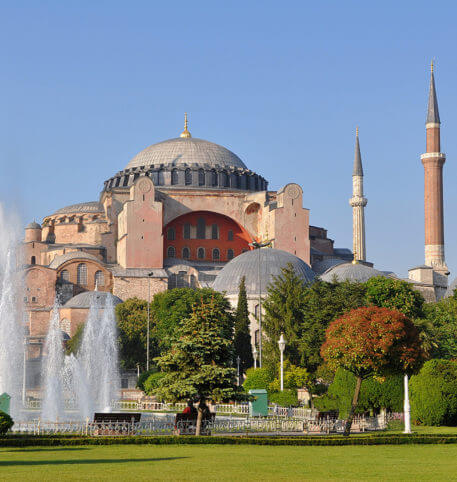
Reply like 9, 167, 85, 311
365, 276, 425, 320
234, 277, 254, 373
137, 368, 157, 391
423, 297, 457, 359
65, 323, 84, 355
0, 411, 13, 435
269, 390, 299, 407
116, 298, 155, 369
243, 367, 275, 394
321, 306, 425, 435
263, 268, 367, 373
155, 297, 243, 435
144, 372, 166, 397
269, 362, 312, 393
410, 359, 457, 426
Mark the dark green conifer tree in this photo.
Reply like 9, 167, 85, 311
234, 276, 254, 373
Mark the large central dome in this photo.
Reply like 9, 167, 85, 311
125, 137, 247, 170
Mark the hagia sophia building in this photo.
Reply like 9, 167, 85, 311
22, 65, 451, 367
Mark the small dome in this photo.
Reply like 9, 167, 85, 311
63, 291, 122, 309
26, 221, 41, 229
54, 201, 103, 215
125, 137, 247, 170
320, 262, 386, 283
212, 248, 315, 295
445, 278, 457, 298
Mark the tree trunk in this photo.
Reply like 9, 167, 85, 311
195, 402, 203, 436
343, 376, 362, 437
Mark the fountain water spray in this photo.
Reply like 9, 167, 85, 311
41, 302, 65, 421
0, 204, 24, 418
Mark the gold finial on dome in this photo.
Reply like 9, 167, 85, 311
352, 250, 359, 265
180, 112, 192, 138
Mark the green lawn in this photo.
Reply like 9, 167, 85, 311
1, 444, 457, 481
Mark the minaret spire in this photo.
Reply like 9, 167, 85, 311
349, 127, 367, 262
421, 62, 447, 270
180, 112, 192, 138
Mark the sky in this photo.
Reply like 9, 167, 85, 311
1, 0, 457, 278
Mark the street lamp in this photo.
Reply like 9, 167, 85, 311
404, 374, 411, 434
278, 333, 286, 392
236, 356, 241, 386
146, 272, 154, 371
248, 239, 274, 369
253, 347, 258, 369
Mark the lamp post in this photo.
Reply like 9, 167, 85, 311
146, 272, 154, 371
253, 347, 258, 369
403, 374, 411, 434
278, 333, 286, 392
236, 356, 241, 386
248, 239, 274, 369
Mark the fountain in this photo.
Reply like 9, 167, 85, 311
41, 302, 65, 421
0, 204, 24, 419
40, 292, 121, 421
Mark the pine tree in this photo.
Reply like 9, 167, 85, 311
155, 296, 244, 435
234, 276, 254, 374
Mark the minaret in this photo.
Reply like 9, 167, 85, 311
421, 61, 447, 270
349, 127, 367, 262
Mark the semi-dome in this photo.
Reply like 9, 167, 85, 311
49, 251, 103, 269
126, 137, 247, 170
63, 291, 122, 309
54, 201, 103, 215
320, 262, 385, 283
212, 248, 315, 295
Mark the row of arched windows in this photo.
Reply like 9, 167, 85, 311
166, 246, 235, 261
166, 222, 232, 241
60, 264, 105, 287
170, 169, 232, 187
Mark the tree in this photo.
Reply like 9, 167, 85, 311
365, 276, 425, 320
65, 323, 84, 355
243, 367, 275, 394
155, 297, 242, 435
0, 411, 13, 436
321, 306, 425, 435
151, 288, 232, 349
234, 277, 253, 373
410, 359, 457, 426
423, 297, 457, 359
263, 268, 367, 373
116, 298, 155, 369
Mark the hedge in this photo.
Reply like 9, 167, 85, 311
3, 434, 457, 447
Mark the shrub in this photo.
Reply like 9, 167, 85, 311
243, 367, 274, 394
137, 369, 157, 391
410, 359, 457, 426
269, 389, 299, 407
0, 411, 13, 435
143, 372, 165, 396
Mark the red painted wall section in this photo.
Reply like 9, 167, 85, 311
163, 211, 253, 262
125, 177, 164, 268
274, 184, 310, 264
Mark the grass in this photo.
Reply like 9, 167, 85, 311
1, 444, 457, 480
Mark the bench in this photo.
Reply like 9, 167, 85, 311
93, 412, 141, 436
174, 412, 216, 436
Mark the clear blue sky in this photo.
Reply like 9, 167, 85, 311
1, 0, 457, 278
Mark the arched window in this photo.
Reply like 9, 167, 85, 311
198, 169, 205, 186
211, 224, 219, 240
235, 173, 241, 189
197, 217, 206, 239
197, 247, 205, 260
228, 230, 234, 241
60, 270, 70, 282
95, 270, 105, 287
31, 256, 36, 265
77, 263, 87, 285
167, 227, 175, 241
183, 223, 191, 239
211, 170, 218, 187
167, 246, 176, 258
212, 248, 220, 261
222, 171, 229, 187
182, 247, 190, 259
254, 304, 260, 318
185, 169, 192, 185
171, 169, 179, 185
227, 249, 234, 260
